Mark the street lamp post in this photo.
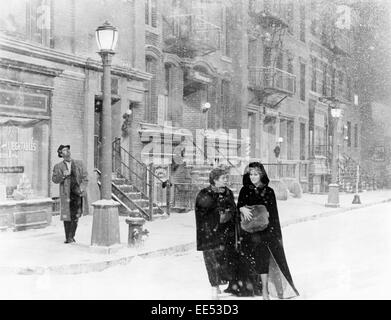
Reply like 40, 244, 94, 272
201, 102, 210, 164
201, 102, 211, 130
326, 103, 342, 207
91, 21, 121, 247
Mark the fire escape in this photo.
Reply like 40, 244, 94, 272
163, 13, 221, 59
163, 11, 221, 97
247, 1, 296, 108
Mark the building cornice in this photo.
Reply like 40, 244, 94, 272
0, 57, 63, 78
0, 35, 152, 82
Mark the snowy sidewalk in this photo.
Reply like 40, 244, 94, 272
0, 189, 390, 275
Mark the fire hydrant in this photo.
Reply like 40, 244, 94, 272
125, 217, 148, 247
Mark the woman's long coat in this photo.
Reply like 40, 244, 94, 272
237, 166, 299, 299
52, 159, 89, 221
195, 186, 237, 251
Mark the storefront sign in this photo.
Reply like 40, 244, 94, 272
0, 82, 49, 116
0, 166, 24, 173
2, 139, 38, 152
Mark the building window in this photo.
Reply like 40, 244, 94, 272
338, 71, 344, 97
322, 62, 327, 96
347, 121, 351, 147
354, 123, 358, 148
346, 76, 352, 102
300, 62, 306, 101
287, 57, 294, 93
287, 57, 293, 74
300, 122, 306, 160
146, 56, 158, 123
287, 120, 294, 160
27, 0, 52, 46
164, 63, 171, 94
331, 67, 336, 96
276, 52, 283, 70
0, 117, 49, 201
145, 0, 157, 28
221, 80, 230, 128
299, 3, 305, 42
0, 0, 52, 46
310, 19, 317, 36
248, 113, 256, 158
311, 57, 317, 92
263, 47, 272, 67
222, 6, 232, 57
309, 104, 315, 157
287, 1, 294, 34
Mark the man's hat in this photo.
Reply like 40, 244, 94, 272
57, 144, 70, 158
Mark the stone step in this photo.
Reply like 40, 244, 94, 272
133, 199, 150, 206
117, 184, 137, 193
125, 192, 142, 200
112, 178, 126, 185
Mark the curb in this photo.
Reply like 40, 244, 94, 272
0, 242, 196, 276
281, 197, 391, 228
2, 198, 390, 275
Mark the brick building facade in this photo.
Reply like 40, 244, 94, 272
0, 0, 367, 230
0, 0, 151, 230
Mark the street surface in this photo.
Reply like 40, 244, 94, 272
1, 202, 391, 300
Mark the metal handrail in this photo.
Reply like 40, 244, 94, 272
94, 168, 150, 220
112, 138, 170, 217
113, 138, 168, 185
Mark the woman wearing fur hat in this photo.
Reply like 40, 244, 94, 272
195, 167, 239, 299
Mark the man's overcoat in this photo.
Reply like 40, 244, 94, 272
52, 160, 89, 221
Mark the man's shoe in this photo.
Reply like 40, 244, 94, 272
72, 238, 76, 243
64, 239, 72, 244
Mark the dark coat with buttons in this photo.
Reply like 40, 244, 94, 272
195, 186, 237, 251
237, 163, 299, 298
52, 159, 89, 221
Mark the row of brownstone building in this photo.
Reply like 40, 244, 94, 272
0, 0, 379, 229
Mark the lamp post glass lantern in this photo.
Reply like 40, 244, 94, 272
91, 21, 121, 247
95, 21, 118, 52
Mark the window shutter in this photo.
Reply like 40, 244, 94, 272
151, 0, 157, 28
145, 0, 149, 25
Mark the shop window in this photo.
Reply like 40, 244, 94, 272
0, 117, 49, 201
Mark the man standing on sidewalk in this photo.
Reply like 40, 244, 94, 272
52, 145, 89, 243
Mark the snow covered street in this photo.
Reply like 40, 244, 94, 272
1, 201, 391, 300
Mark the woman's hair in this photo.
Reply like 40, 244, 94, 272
209, 167, 227, 185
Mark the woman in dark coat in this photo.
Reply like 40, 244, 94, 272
235, 162, 299, 299
195, 167, 239, 299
